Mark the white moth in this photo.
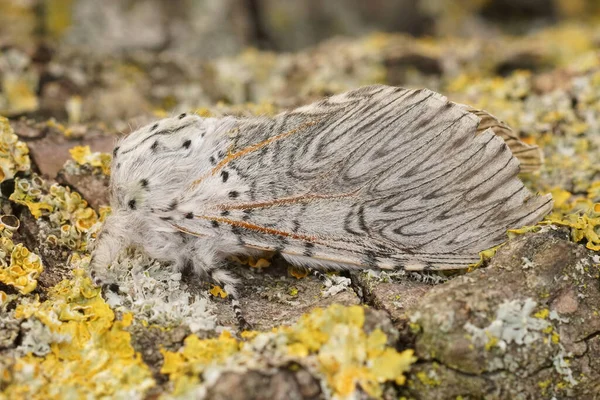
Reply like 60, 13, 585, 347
90, 85, 552, 324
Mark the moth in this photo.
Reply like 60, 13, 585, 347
90, 85, 553, 326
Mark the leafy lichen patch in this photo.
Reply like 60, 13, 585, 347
0, 216, 43, 294
68, 145, 111, 176
464, 298, 551, 351
1, 268, 155, 399
0, 116, 30, 182
160, 304, 416, 399
9, 174, 100, 250
547, 203, 600, 250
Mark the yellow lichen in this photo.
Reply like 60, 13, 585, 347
415, 371, 441, 387
209, 285, 228, 299
484, 333, 499, 351
160, 305, 416, 399
248, 257, 271, 269
0, 217, 43, 295
538, 378, 552, 395
9, 175, 100, 250
0, 116, 31, 181
288, 266, 309, 279
0, 243, 44, 294
547, 203, 600, 250
3, 269, 154, 398
229, 254, 273, 270
161, 330, 240, 395
468, 243, 503, 270
284, 305, 415, 397
1, 75, 38, 115
69, 145, 111, 175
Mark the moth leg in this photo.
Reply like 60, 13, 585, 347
209, 269, 251, 331
307, 267, 333, 287
187, 239, 251, 330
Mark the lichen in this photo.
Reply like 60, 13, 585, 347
0, 49, 39, 116
284, 305, 415, 398
0, 116, 30, 181
0, 290, 20, 351
68, 145, 111, 176
547, 203, 600, 250
160, 304, 416, 399
209, 285, 227, 299
0, 216, 43, 294
160, 330, 240, 396
464, 298, 551, 351
288, 265, 309, 279
9, 174, 99, 251
90, 251, 218, 334
1, 268, 155, 399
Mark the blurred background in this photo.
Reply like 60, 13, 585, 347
0, 0, 599, 131
2, 0, 600, 55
